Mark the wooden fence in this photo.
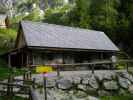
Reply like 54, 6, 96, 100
0, 59, 132, 100
30, 59, 133, 76
0, 72, 36, 100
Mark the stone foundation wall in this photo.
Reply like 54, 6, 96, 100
42, 71, 133, 99
34, 71, 133, 100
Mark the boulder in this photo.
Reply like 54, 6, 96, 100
82, 77, 89, 85
75, 90, 88, 98
57, 78, 73, 90
121, 72, 133, 83
103, 73, 113, 80
87, 96, 100, 100
86, 86, 97, 96
98, 90, 110, 96
95, 73, 104, 82
73, 77, 81, 84
88, 75, 99, 89
48, 89, 69, 100
77, 84, 87, 91
103, 81, 118, 90
46, 79, 56, 88
118, 77, 131, 89
119, 88, 126, 95
128, 85, 133, 94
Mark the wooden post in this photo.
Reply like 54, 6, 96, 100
28, 88, 32, 100
92, 64, 94, 74
100, 52, 103, 60
22, 52, 23, 67
109, 63, 112, 70
7, 75, 14, 99
57, 65, 60, 77
44, 76, 47, 100
126, 62, 129, 72
8, 54, 11, 68
26, 52, 29, 67
32, 78, 36, 89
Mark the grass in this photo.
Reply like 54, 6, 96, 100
0, 67, 26, 80
101, 95, 133, 100
0, 96, 26, 100
0, 28, 17, 55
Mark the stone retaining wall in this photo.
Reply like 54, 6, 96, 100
42, 71, 133, 99
33, 71, 133, 100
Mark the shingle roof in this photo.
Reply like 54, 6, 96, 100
21, 21, 119, 51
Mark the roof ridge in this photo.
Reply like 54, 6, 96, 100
21, 20, 103, 33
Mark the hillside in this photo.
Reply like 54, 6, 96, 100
0, 28, 17, 55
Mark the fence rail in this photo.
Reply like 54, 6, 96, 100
30, 59, 133, 76
0, 72, 35, 100
31, 59, 133, 67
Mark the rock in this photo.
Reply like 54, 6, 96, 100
57, 78, 73, 90
118, 77, 131, 89
82, 77, 89, 85
73, 77, 81, 84
77, 84, 87, 91
103, 73, 112, 80
88, 75, 99, 89
121, 72, 133, 83
87, 86, 97, 96
128, 85, 133, 94
48, 89, 68, 100
69, 90, 74, 94
87, 96, 100, 100
103, 81, 118, 90
75, 91, 88, 98
95, 74, 104, 82
98, 90, 110, 96
46, 79, 56, 88
119, 88, 126, 95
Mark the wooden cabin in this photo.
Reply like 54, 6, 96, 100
8, 21, 119, 68
0, 14, 10, 28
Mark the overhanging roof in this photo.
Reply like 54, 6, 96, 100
20, 21, 119, 52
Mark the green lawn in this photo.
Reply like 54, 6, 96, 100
101, 95, 133, 100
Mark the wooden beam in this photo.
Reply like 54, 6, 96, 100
28, 46, 118, 53
26, 52, 29, 67
8, 54, 11, 68
22, 53, 23, 67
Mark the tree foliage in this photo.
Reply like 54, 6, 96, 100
44, 0, 133, 56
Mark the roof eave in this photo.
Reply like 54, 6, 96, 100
27, 46, 119, 53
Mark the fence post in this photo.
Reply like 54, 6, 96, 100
44, 77, 47, 100
32, 78, 36, 89
7, 75, 14, 100
126, 62, 129, 72
29, 87, 32, 100
92, 64, 94, 74
57, 65, 60, 77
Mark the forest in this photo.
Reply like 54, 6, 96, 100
0, 0, 133, 57
0, 1, 133, 100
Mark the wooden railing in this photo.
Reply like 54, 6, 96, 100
0, 82, 32, 100
30, 59, 133, 76
0, 72, 36, 100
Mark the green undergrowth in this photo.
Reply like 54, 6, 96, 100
101, 95, 133, 100
0, 28, 17, 55
0, 67, 27, 80
0, 96, 26, 100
